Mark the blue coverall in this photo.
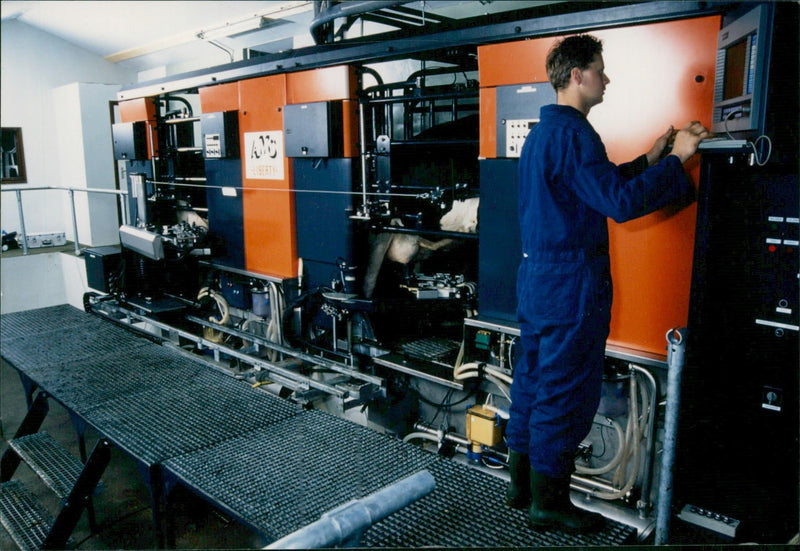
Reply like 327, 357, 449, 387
507, 104, 692, 479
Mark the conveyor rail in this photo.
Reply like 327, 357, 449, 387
1, 305, 637, 547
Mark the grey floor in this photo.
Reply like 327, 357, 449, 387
0, 358, 265, 550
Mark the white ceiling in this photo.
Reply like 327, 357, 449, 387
0, 1, 316, 74
0, 1, 552, 76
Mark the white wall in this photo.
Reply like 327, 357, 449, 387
0, 20, 137, 239
53, 82, 122, 246
0, 252, 90, 314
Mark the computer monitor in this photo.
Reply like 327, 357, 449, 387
711, 4, 771, 134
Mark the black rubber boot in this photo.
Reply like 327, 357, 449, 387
505, 449, 532, 509
528, 469, 605, 533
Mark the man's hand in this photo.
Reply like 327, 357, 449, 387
646, 126, 676, 166
670, 121, 711, 164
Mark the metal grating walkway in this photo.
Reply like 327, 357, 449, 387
162, 409, 438, 542
1, 305, 637, 546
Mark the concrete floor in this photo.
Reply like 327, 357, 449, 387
0, 358, 264, 550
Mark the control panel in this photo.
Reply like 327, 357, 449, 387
679, 504, 740, 538
504, 118, 538, 158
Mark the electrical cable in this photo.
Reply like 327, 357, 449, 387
722, 108, 773, 166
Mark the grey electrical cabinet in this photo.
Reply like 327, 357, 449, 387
284, 101, 343, 158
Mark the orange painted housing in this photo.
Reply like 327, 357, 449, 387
118, 98, 158, 158
199, 81, 240, 113
238, 74, 296, 278
195, 66, 359, 279
286, 65, 357, 104
286, 66, 360, 158
477, 15, 721, 357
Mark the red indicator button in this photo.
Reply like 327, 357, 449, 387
768, 245, 777, 253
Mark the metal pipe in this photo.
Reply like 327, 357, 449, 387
358, 100, 369, 216
15, 189, 29, 255
630, 363, 658, 517
412, 423, 470, 447
187, 315, 384, 387
310, 1, 411, 44
68, 189, 81, 255
265, 470, 435, 549
571, 473, 624, 495
109, 306, 347, 398
0, 186, 126, 195
654, 327, 687, 545
119, 193, 129, 226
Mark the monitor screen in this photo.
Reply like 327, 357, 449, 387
723, 38, 748, 100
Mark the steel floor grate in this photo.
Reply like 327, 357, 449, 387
363, 457, 637, 547
162, 409, 438, 542
16, 345, 220, 414
83, 366, 300, 465
1, 324, 150, 376
8, 433, 84, 500
0, 480, 54, 551
1, 304, 98, 342
399, 337, 461, 362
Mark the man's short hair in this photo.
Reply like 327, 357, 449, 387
546, 34, 604, 90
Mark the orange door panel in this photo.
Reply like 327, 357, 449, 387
118, 98, 156, 122
118, 98, 158, 158
478, 15, 720, 357
199, 82, 240, 113
478, 40, 552, 88
286, 65, 357, 104
479, 87, 497, 159
238, 74, 297, 278
593, 16, 719, 356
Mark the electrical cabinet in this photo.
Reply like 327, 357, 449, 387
675, 152, 799, 543
112, 121, 148, 161
495, 83, 555, 158
200, 111, 239, 159
284, 101, 344, 158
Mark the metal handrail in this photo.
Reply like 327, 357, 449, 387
1, 186, 128, 256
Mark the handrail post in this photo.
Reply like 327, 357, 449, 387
68, 189, 81, 255
15, 189, 29, 255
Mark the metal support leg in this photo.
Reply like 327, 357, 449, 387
15, 189, 28, 255
138, 463, 168, 549
0, 391, 49, 481
42, 438, 112, 550
68, 188, 81, 255
69, 413, 99, 533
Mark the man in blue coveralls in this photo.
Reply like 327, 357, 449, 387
505, 34, 710, 532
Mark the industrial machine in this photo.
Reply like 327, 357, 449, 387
76, 1, 796, 544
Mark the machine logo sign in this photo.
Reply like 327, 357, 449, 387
244, 131, 284, 180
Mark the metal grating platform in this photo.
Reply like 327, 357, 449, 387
363, 458, 637, 547
15, 345, 220, 415
83, 367, 300, 465
0, 304, 99, 342
8, 432, 84, 500
0, 480, 54, 551
399, 337, 461, 363
162, 409, 438, 542
1, 306, 638, 547
1, 324, 150, 376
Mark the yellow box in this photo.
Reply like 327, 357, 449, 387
466, 405, 501, 447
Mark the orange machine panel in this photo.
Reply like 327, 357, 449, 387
118, 98, 156, 123
238, 74, 297, 278
478, 15, 720, 357
341, 99, 360, 158
479, 87, 497, 159
478, 40, 553, 88
118, 98, 158, 158
286, 65, 357, 104
199, 81, 240, 113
